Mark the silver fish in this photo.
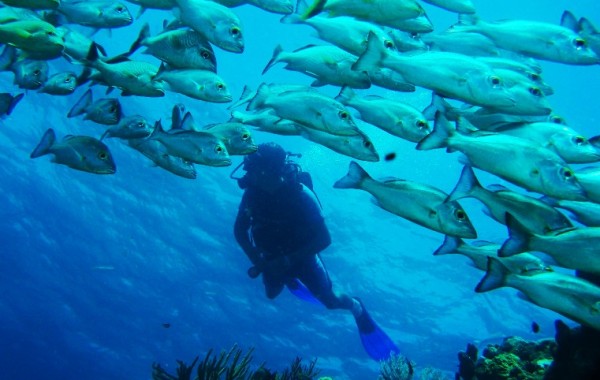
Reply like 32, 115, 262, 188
30, 128, 116, 174
128, 138, 196, 179
148, 120, 231, 166
38, 71, 78, 95
451, 14, 599, 65
247, 83, 360, 136
57, 0, 133, 28
128, 23, 216, 72
500, 214, 600, 275
334, 161, 476, 238
174, 0, 244, 53
476, 256, 600, 331
154, 67, 231, 102
417, 113, 587, 201
263, 44, 371, 89
434, 235, 547, 274
67, 89, 122, 125
101, 115, 152, 140
448, 166, 573, 234
335, 87, 429, 143
297, 125, 379, 162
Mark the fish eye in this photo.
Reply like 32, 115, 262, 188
454, 209, 466, 220
489, 76, 501, 86
573, 136, 587, 145
97, 151, 108, 160
137, 122, 145, 128
362, 140, 372, 148
47, 31, 57, 36
416, 120, 428, 129
562, 168, 574, 179
528, 72, 541, 82
215, 145, 223, 153
201, 51, 211, 59
242, 133, 250, 140
115, 6, 124, 13
574, 38, 586, 49
64, 77, 72, 83
550, 115, 565, 124
109, 106, 116, 112
529, 87, 542, 96
383, 40, 394, 49
231, 27, 241, 36
216, 83, 225, 90
339, 111, 349, 119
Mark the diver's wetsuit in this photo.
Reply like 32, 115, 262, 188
234, 180, 354, 310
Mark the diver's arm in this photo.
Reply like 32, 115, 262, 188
233, 200, 262, 265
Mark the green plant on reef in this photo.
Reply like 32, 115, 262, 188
379, 352, 415, 380
151, 344, 322, 380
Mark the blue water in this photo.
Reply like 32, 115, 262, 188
1, 1, 600, 379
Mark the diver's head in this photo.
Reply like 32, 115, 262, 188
240, 142, 287, 191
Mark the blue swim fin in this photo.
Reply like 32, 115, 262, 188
286, 278, 323, 306
354, 299, 400, 361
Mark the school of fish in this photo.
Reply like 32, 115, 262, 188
2, 0, 600, 331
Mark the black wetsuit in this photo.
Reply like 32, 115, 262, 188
234, 180, 353, 310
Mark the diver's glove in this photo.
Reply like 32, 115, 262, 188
247, 256, 292, 279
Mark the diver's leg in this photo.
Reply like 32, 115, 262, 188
295, 254, 361, 315
263, 272, 285, 299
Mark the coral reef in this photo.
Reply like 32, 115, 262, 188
151, 344, 322, 380
378, 353, 450, 380
456, 336, 554, 380
456, 319, 600, 380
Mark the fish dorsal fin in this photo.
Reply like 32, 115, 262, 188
292, 44, 319, 53
560, 10, 580, 32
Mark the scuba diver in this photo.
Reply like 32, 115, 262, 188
232, 142, 399, 361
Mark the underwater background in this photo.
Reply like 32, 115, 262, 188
1, 0, 600, 379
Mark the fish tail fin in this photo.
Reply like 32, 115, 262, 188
67, 88, 92, 118
30, 128, 56, 158
75, 66, 92, 86
262, 44, 284, 75
300, 0, 326, 20
227, 85, 254, 110
498, 213, 531, 257
171, 103, 185, 130
5, 93, 24, 116
422, 93, 450, 120
433, 235, 463, 256
246, 83, 269, 111
333, 161, 371, 189
99, 129, 110, 140
0, 45, 16, 71
334, 86, 355, 106
180, 112, 198, 131
416, 111, 452, 150
352, 32, 387, 73
447, 166, 480, 202
475, 257, 509, 293
129, 22, 150, 56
